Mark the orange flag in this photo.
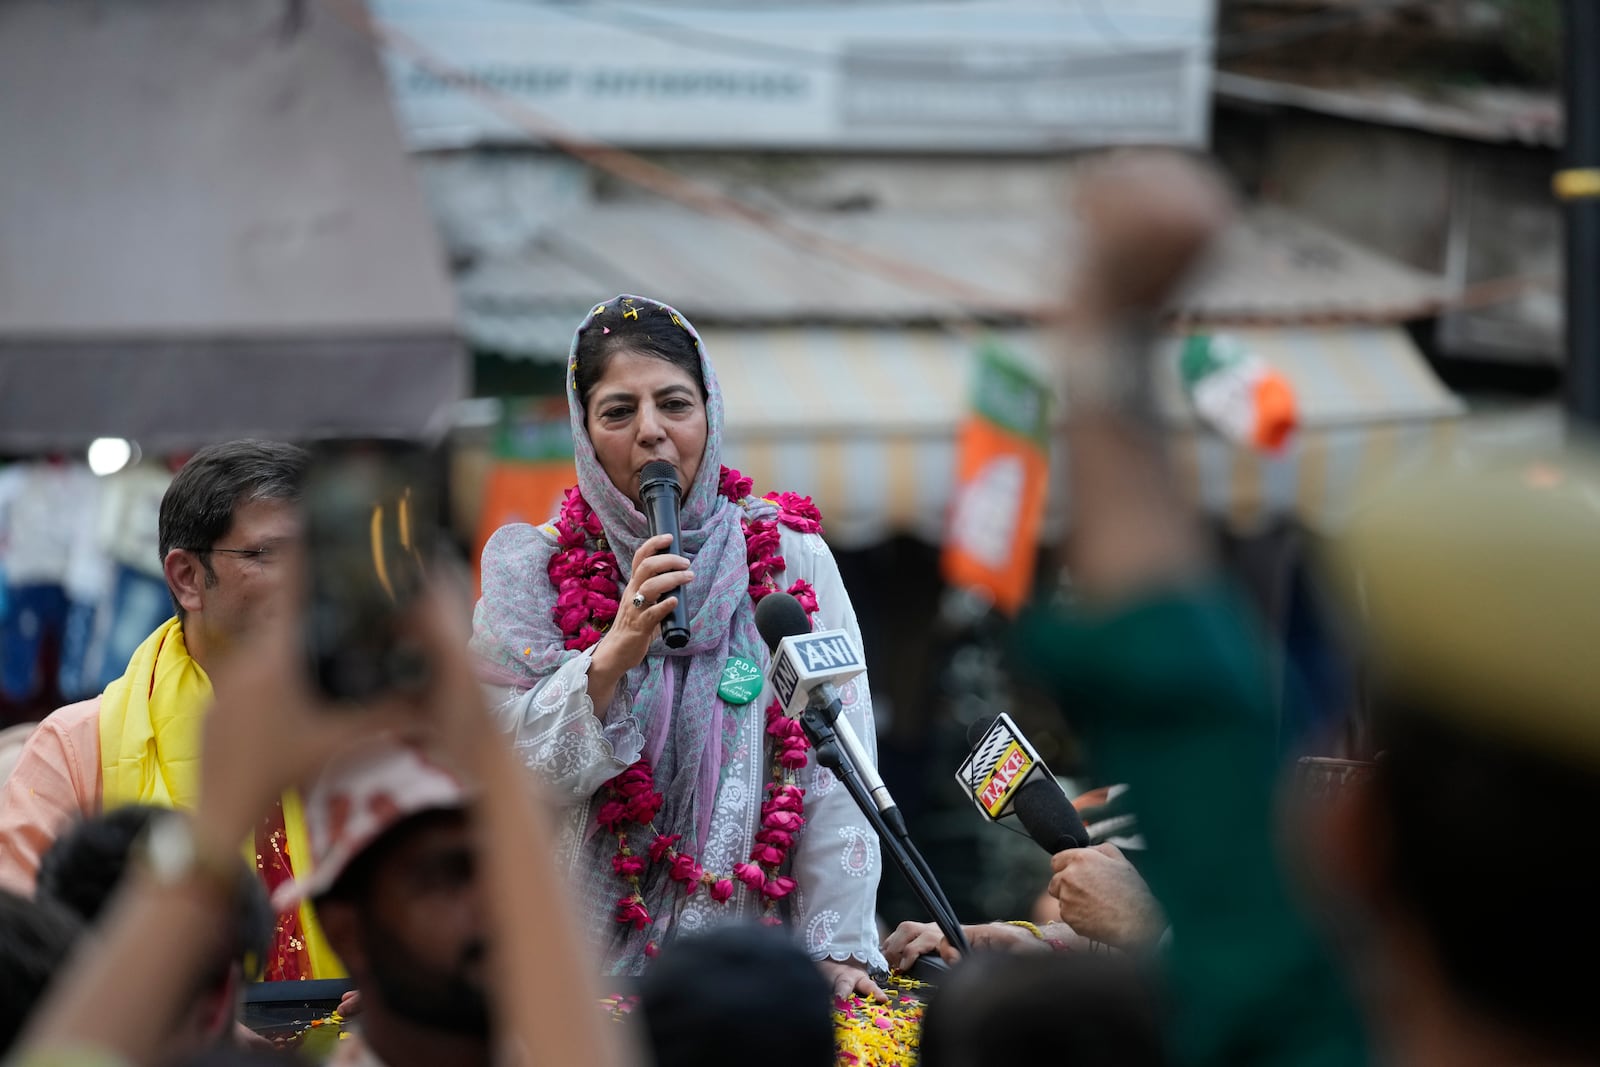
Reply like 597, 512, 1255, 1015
941, 343, 1052, 616
475, 398, 577, 584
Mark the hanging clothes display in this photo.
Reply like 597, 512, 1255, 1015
0, 462, 100, 709
81, 462, 173, 697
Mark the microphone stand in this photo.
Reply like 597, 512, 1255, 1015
798, 702, 972, 960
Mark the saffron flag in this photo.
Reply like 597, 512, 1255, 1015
475, 398, 576, 583
941, 343, 1051, 616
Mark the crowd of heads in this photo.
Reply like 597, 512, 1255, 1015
0, 890, 80, 1053
0, 431, 1178, 1067
2, 802, 272, 1060
1363, 700, 1600, 1056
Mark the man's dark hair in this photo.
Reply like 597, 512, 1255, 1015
639, 925, 833, 1067
0, 889, 84, 1055
36, 804, 160, 925
572, 297, 705, 415
919, 951, 1167, 1067
158, 439, 308, 618
36, 806, 274, 982
1374, 697, 1600, 1058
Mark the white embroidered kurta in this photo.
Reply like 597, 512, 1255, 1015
490, 526, 887, 970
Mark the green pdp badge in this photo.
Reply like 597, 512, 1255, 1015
718, 656, 763, 706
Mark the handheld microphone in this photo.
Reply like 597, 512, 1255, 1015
956, 712, 1088, 855
753, 593, 902, 835
639, 460, 690, 649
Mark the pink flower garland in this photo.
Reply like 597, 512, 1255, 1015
548, 468, 826, 948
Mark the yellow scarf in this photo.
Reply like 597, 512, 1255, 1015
99, 617, 343, 980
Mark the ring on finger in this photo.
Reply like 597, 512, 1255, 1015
631, 592, 646, 609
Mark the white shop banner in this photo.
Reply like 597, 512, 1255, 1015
369, 0, 1214, 151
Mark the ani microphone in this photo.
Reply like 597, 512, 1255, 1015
756, 591, 970, 958
638, 460, 690, 649
753, 592, 908, 838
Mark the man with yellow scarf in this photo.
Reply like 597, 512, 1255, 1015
0, 440, 342, 981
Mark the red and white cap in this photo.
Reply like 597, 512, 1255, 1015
271, 737, 470, 911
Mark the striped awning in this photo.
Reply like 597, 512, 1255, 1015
702, 325, 1463, 548
709, 327, 968, 547
1172, 419, 1462, 532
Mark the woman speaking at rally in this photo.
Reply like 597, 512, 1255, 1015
470, 295, 889, 1000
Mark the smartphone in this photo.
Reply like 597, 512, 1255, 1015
303, 438, 442, 704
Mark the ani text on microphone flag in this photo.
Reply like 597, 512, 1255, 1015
754, 592, 866, 717
769, 630, 865, 717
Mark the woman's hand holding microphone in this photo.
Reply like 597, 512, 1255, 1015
587, 533, 694, 709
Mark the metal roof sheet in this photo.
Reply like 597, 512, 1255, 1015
0, 0, 464, 450
447, 201, 1449, 358
1215, 71, 1562, 147
1173, 204, 1451, 325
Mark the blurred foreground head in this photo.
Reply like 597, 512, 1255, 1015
919, 951, 1166, 1067
35, 804, 272, 1056
639, 925, 834, 1067
1317, 453, 1600, 1059
0, 890, 82, 1056
38, 804, 272, 971
290, 739, 488, 1041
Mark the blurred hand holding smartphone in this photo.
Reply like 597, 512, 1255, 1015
303, 438, 446, 704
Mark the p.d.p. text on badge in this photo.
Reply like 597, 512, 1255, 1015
717, 656, 763, 705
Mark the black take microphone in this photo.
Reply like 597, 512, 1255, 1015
1011, 778, 1091, 854
638, 460, 690, 649
956, 712, 1089, 855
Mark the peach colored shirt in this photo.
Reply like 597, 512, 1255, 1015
0, 697, 103, 895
